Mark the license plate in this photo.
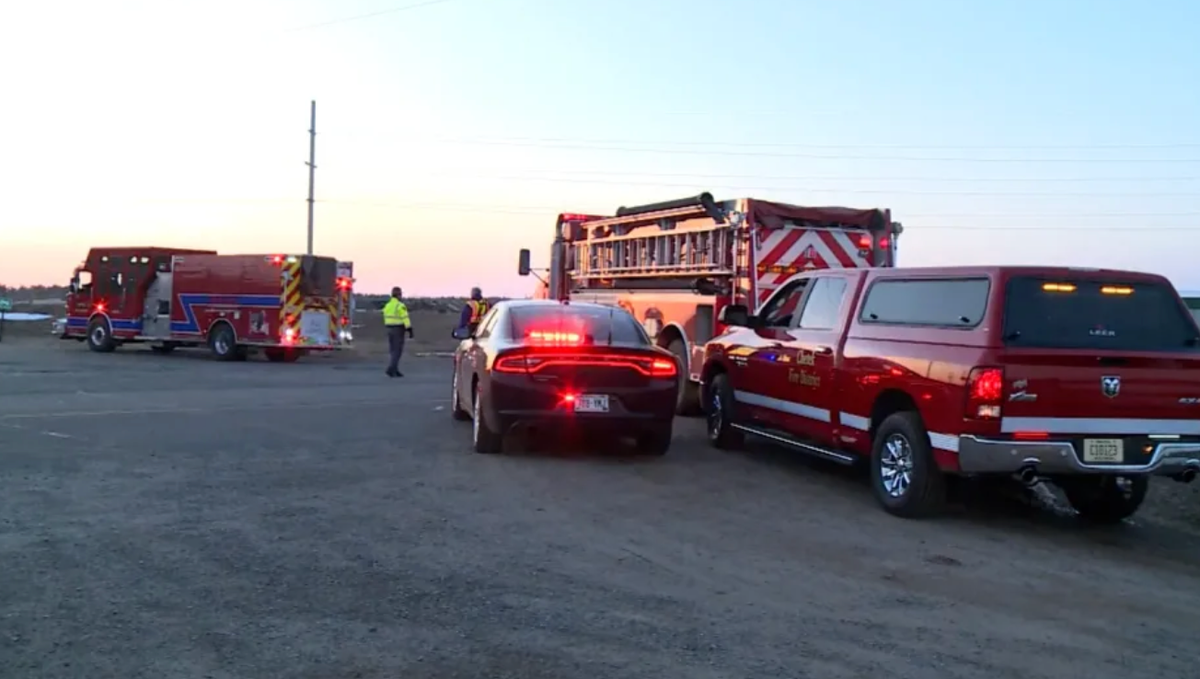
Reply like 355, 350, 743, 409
573, 394, 609, 413
1082, 438, 1124, 463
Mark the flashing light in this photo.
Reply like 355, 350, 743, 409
1042, 283, 1077, 293
337, 277, 352, 290
283, 328, 296, 344
1101, 285, 1134, 296
493, 352, 678, 378
271, 255, 284, 265
340, 316, 349, 326
93, 302, 106, 313
527, 330, 582, 344
559, 213, 593, 223
561, 393, 577, 404
857, 235, 871, 249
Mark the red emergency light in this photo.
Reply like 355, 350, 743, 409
336, 277, 352, 290
856, 235, 891, 250
271, 255, 284, 265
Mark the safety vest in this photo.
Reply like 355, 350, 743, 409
467, 299, 489, 323
382, 298, 410, 327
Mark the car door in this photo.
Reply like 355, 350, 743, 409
783, 275, 852, 444
737, 278, 812, 429
458, 306, 500, 403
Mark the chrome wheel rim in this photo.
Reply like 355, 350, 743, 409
472, 388, 481, 444
214, 335, 230, 355
708, 390, 724, 439
90, 326, 106, 345
880, 433, 914, 498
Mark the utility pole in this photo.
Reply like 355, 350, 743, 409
305, 100, 317, 255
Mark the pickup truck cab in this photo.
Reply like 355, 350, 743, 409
700, 265, 1200, 521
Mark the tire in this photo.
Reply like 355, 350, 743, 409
451, 363, 470, 421
705, 372, 743, 450
208, 323, 240, 361
471, 382, 503, 454
635, 423, 673, 456
1061, 475, 1148, 524
870, 411, 947, 518
86, 317, 117, 353
667, 338, 701, 416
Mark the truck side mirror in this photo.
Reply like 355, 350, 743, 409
69, 279, 79, 294
517, 249, 531, 276
718, 304, 751, 327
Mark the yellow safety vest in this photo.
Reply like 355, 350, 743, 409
467, 299, 489, 323
383, 298, 410, 327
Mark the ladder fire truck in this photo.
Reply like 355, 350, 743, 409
517, 192, 903, 414
61, 247, 355, 362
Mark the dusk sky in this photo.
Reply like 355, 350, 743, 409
2, 0, 1198, 297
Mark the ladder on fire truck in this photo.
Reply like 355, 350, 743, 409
570, 224, 742, 280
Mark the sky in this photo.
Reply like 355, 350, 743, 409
1, 0, 1198, 297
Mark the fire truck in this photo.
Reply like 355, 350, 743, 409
61, 247, 355, 362
517, 192, 903, 414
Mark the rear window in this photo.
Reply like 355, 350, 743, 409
859, 278, 990, 327
1002, 277, 1199, 351
509, 305, 649, 345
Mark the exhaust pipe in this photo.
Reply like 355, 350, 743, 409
1016, 466, 1039, 487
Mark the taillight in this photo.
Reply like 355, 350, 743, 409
492, 351, 678, 378
965, 366, 1003, 419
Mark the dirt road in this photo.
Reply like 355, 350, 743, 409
1, 342, 1198, 678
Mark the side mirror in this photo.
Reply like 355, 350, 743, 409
517, 248, 531, 276
451, 327, 472, 340
69, 279, 79, 294
718, 304, 751, 328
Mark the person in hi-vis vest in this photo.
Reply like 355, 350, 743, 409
382, 286, 412, 377
458, 287, 490, 334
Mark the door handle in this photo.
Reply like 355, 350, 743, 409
814, 345, 833, 355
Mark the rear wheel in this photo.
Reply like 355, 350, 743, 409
706, 373, 743, 450
471, 382, 502, 454
1061, 475, 1148, 524
667, 338, 700, 416
635, 423, 673, 456
86, 317, 117, 353
208, 324, 241, 362
870, 411, 947, 518
451, 363, 470, 421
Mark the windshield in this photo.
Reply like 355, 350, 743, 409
509, 305, 649, 345
1002, 276, 1199, 352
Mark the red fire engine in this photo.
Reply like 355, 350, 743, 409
517, 193, 903, 414
61, 247, 355, 362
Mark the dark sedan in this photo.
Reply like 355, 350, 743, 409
449, 300, 679, 454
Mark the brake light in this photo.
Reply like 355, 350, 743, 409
492, 351, 678, 378
527, 330, 582, 344
965, 367, 1003, 419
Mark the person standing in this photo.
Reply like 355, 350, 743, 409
458, 286, 490, 335
382, 286, 413, 377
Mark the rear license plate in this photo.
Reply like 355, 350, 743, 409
574, 394, 610, 413
1082, 438, 1124, 463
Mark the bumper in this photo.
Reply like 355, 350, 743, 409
957, 435, 1200, 476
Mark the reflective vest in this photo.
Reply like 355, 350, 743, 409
467, 299, 489, 324
382, 298, 410, 327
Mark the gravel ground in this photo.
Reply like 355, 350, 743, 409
1, 341, 1199, 679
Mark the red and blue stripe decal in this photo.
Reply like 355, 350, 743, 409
66, 317, 142, 331
169, 294, 280, 333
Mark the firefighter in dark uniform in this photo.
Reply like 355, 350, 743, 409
458, 287, 490, 334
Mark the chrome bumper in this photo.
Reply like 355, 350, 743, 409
957, 436, 1200, 476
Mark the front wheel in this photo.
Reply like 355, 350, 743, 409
86, 317, 117, 353
870, 411, 947, 518
1060, 475, 1148, 524
450, 363, 470, 421
209, 324, 241, 361
706, 373, 743, 450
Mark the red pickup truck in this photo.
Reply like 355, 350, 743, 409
700, 265, 1200, 522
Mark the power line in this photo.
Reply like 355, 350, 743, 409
285, 0, 456, 31
430, 138, 1200, 163
431, 168, 1200, 183
429, 172, 1200, 197
435, 135, 1200, 151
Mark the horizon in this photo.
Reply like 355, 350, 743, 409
2, 0, 1198, 296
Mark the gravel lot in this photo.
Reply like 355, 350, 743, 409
2, 340, 1199, 679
